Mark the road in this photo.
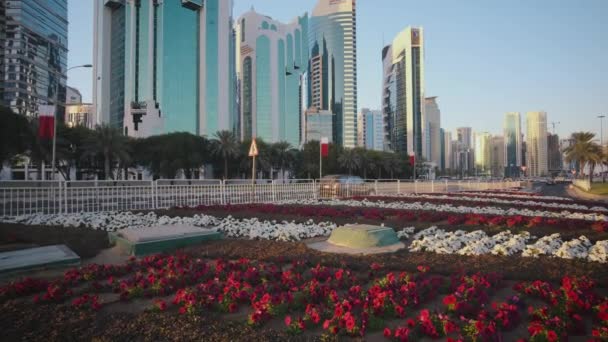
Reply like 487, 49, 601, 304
537, 183, 572, 198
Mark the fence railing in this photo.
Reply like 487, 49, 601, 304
0, 179, 521, 217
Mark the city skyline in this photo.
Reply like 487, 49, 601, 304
67, 0, 608, 139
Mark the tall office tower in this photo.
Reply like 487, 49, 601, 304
358, 108, 384, 151
425, 97, 441, 165
503, 112, 522, 177
235, 9, 308, 147
308, 0, 357, 147
491, 136, 505, 177
526, 111, 549, 177
456, 127, 474, 174
474, 132, 492, 176
0, 0, 68, 119
441, 129, 452, 171
547, 133, 562, 174
94, 0, 236, 137
382, 27, 425, 158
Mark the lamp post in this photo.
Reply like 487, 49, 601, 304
50, 64, 92, 180
599, 115, 606, 147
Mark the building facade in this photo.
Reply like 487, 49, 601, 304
93, 0, 236, 138
547, 133, 562, 174
474, 132, 492, 176
358, 108, 384, 151
503, 112, 522, 178
424, 96, 441, 165
456, 127, 474, 175
235, 9, 308, 147
308, 0, 357, 147
441, 129, 453, 171
491, 136, 505, 178
526, 111, 549, 177
382, 27, 425, 158
0, 0, 68, 119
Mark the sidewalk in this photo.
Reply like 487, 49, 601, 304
567, 184, 608, 203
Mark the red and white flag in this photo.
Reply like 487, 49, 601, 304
320, 137, 329, 157
409, 152, 416, 166
38, 105, 56, 139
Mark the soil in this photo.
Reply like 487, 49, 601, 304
0, 223, 110, 259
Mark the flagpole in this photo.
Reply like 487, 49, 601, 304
51, 87, 58, 181
319, 142, 322, 179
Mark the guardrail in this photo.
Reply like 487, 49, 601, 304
0, 179, 521, 217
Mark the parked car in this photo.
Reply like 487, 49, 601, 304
319, 175, 371, 198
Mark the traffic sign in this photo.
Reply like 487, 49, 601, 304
248, 139, 259, 157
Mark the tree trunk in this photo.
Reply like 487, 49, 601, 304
104, 154, 111, 180
224, 157, 228, 180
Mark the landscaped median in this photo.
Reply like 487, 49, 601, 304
2, 189, 608, 340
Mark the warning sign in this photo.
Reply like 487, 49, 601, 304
248, 139, 259, 157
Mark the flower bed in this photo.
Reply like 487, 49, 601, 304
406, 226, 608, 263
1, 253, 606, 340
354, 194, 608, 214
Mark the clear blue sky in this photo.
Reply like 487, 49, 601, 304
68, 0, 607, 139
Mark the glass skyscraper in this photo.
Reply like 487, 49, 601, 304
0, 0, 68, 119
235, 9, 309, 147
93, 0, 236, 138
382, 27, 425, 158
308, 0, 357, 148
503, 112, 522, 177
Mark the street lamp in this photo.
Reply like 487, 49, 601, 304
50, 64, 93, 180
599, 115, 606, 147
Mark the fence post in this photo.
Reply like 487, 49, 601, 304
221, 180, 226, 205
314, 179, 318, 200
58, 181, 63, 214
152, 180, 157, 210
271, 180, 276, 202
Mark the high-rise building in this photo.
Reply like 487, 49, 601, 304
503, 112, 522, 177
93, 0, 236, 137
235, 9, 308, 147
425, 97, 441, 165
526, 111, 549, 177
308, 0, 357, 147
66, 86, 82, 105
0, 0, 68, 119
491, 136, 505, 178
474, 132, 492, 176
358, 108, 384, 151
547, 133, 562, 173
65, 86, 94, 129
382, 27, 425, 158
456, 127, 474, 174
561, 138, 576, 172
441, 129, 453, 171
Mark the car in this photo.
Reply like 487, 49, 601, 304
319, 175, 371, 198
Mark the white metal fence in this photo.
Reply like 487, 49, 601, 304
0, 179, 521, 217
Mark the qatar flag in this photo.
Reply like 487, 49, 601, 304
320, 137, 329, 157
38, 105, 56, 140
409, 153, 416, 166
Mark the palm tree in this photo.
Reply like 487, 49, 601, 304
84, 125, 130, 180
271, 141, 295, 179
211, 130, 239, 179
338, 148, 360, 175
564, 132, 604, 182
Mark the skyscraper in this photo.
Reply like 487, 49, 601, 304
441, 129, 453, 171
235, 9, 308, 147
308, 0, 357, 147
425, 97, 441, 165
503, 112, 522, 177
1, 0, 68, 119
93, 0, 236, 137
491, 136, 505, 177
547, 133, 562, 173
358, 108, 384, 151
382, 27, 425, 158
456, 127, 474, 175
526, 111, 549, 177
474, 132, 492, 176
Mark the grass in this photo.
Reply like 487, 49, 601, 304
588, 182, 608, 196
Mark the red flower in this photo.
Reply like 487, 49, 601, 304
547, 330, 558, 342
383, 328, 392, 338
443, 294, 457, 310
284, 315, 292, 327
323, 320, 331, 330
